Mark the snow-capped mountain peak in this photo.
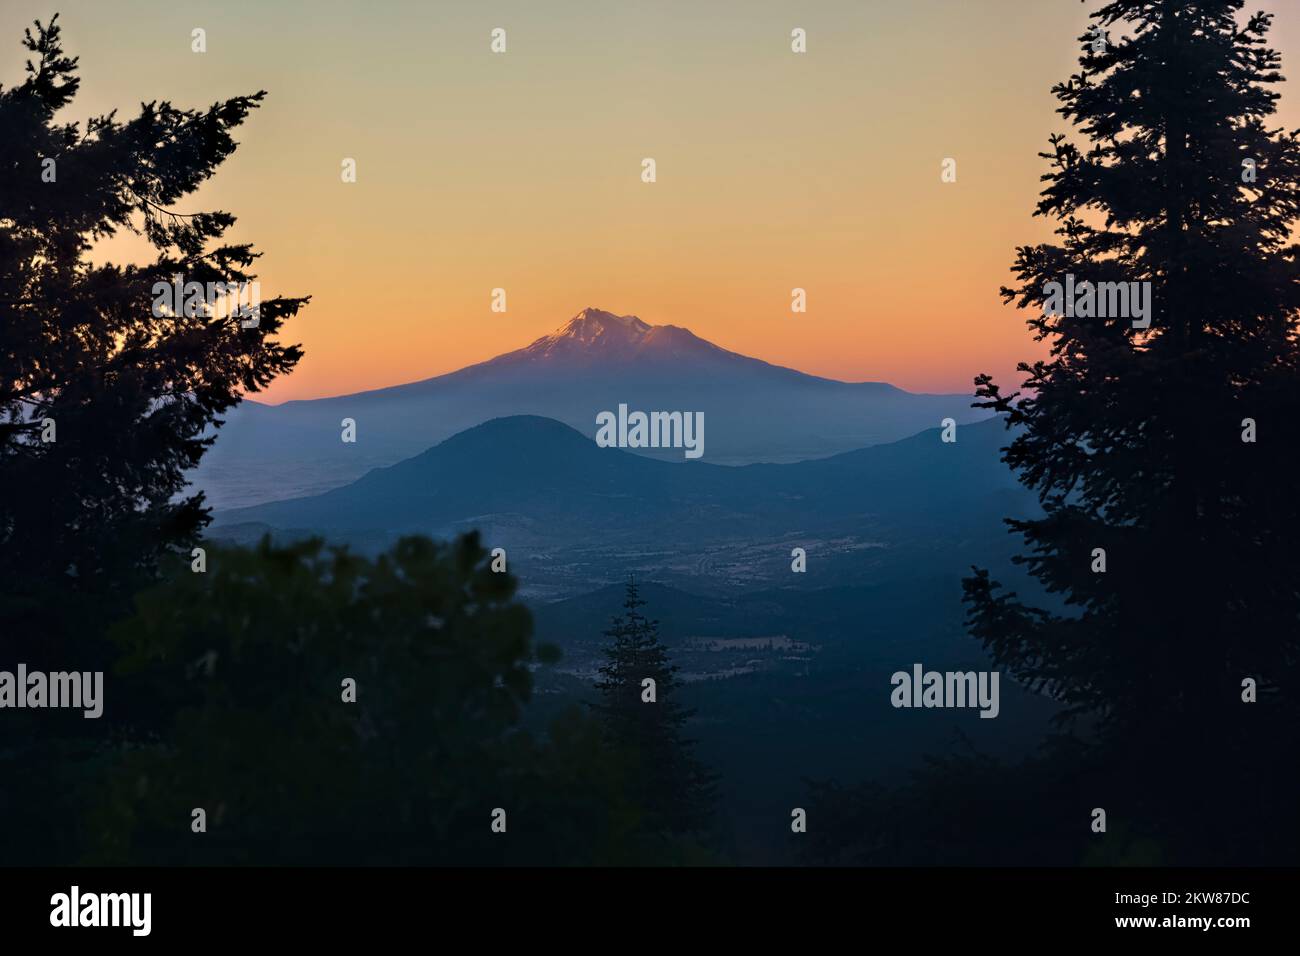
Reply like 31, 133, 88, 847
550, 308, 649, 343
519, 308, 659, 360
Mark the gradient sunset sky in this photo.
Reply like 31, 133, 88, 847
6, 0, 1299, 402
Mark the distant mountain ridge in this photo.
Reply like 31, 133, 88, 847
195, 307, 990, 509
215, 413, 1020, 542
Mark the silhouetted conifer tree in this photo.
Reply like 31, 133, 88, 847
0, 16, 309, 660
594, 578, 714, 835
964, 0, 1300, 860
0, 14, 307, 865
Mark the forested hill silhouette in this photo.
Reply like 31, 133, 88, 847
213, 414, 1019, 539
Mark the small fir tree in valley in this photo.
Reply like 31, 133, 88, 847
593, 578, 714, 835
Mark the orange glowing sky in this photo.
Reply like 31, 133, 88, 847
6, 0, 1300, 402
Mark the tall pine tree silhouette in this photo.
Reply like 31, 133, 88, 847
594, 579, 713, 835
0, 17, 309, 865
965, 0, 1300, 858
0, 16, 309, 662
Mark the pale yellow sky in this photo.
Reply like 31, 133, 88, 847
6, 0, 1298, 401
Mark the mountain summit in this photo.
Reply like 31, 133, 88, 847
552, 308, 651, 344
503, 307, 732, 368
